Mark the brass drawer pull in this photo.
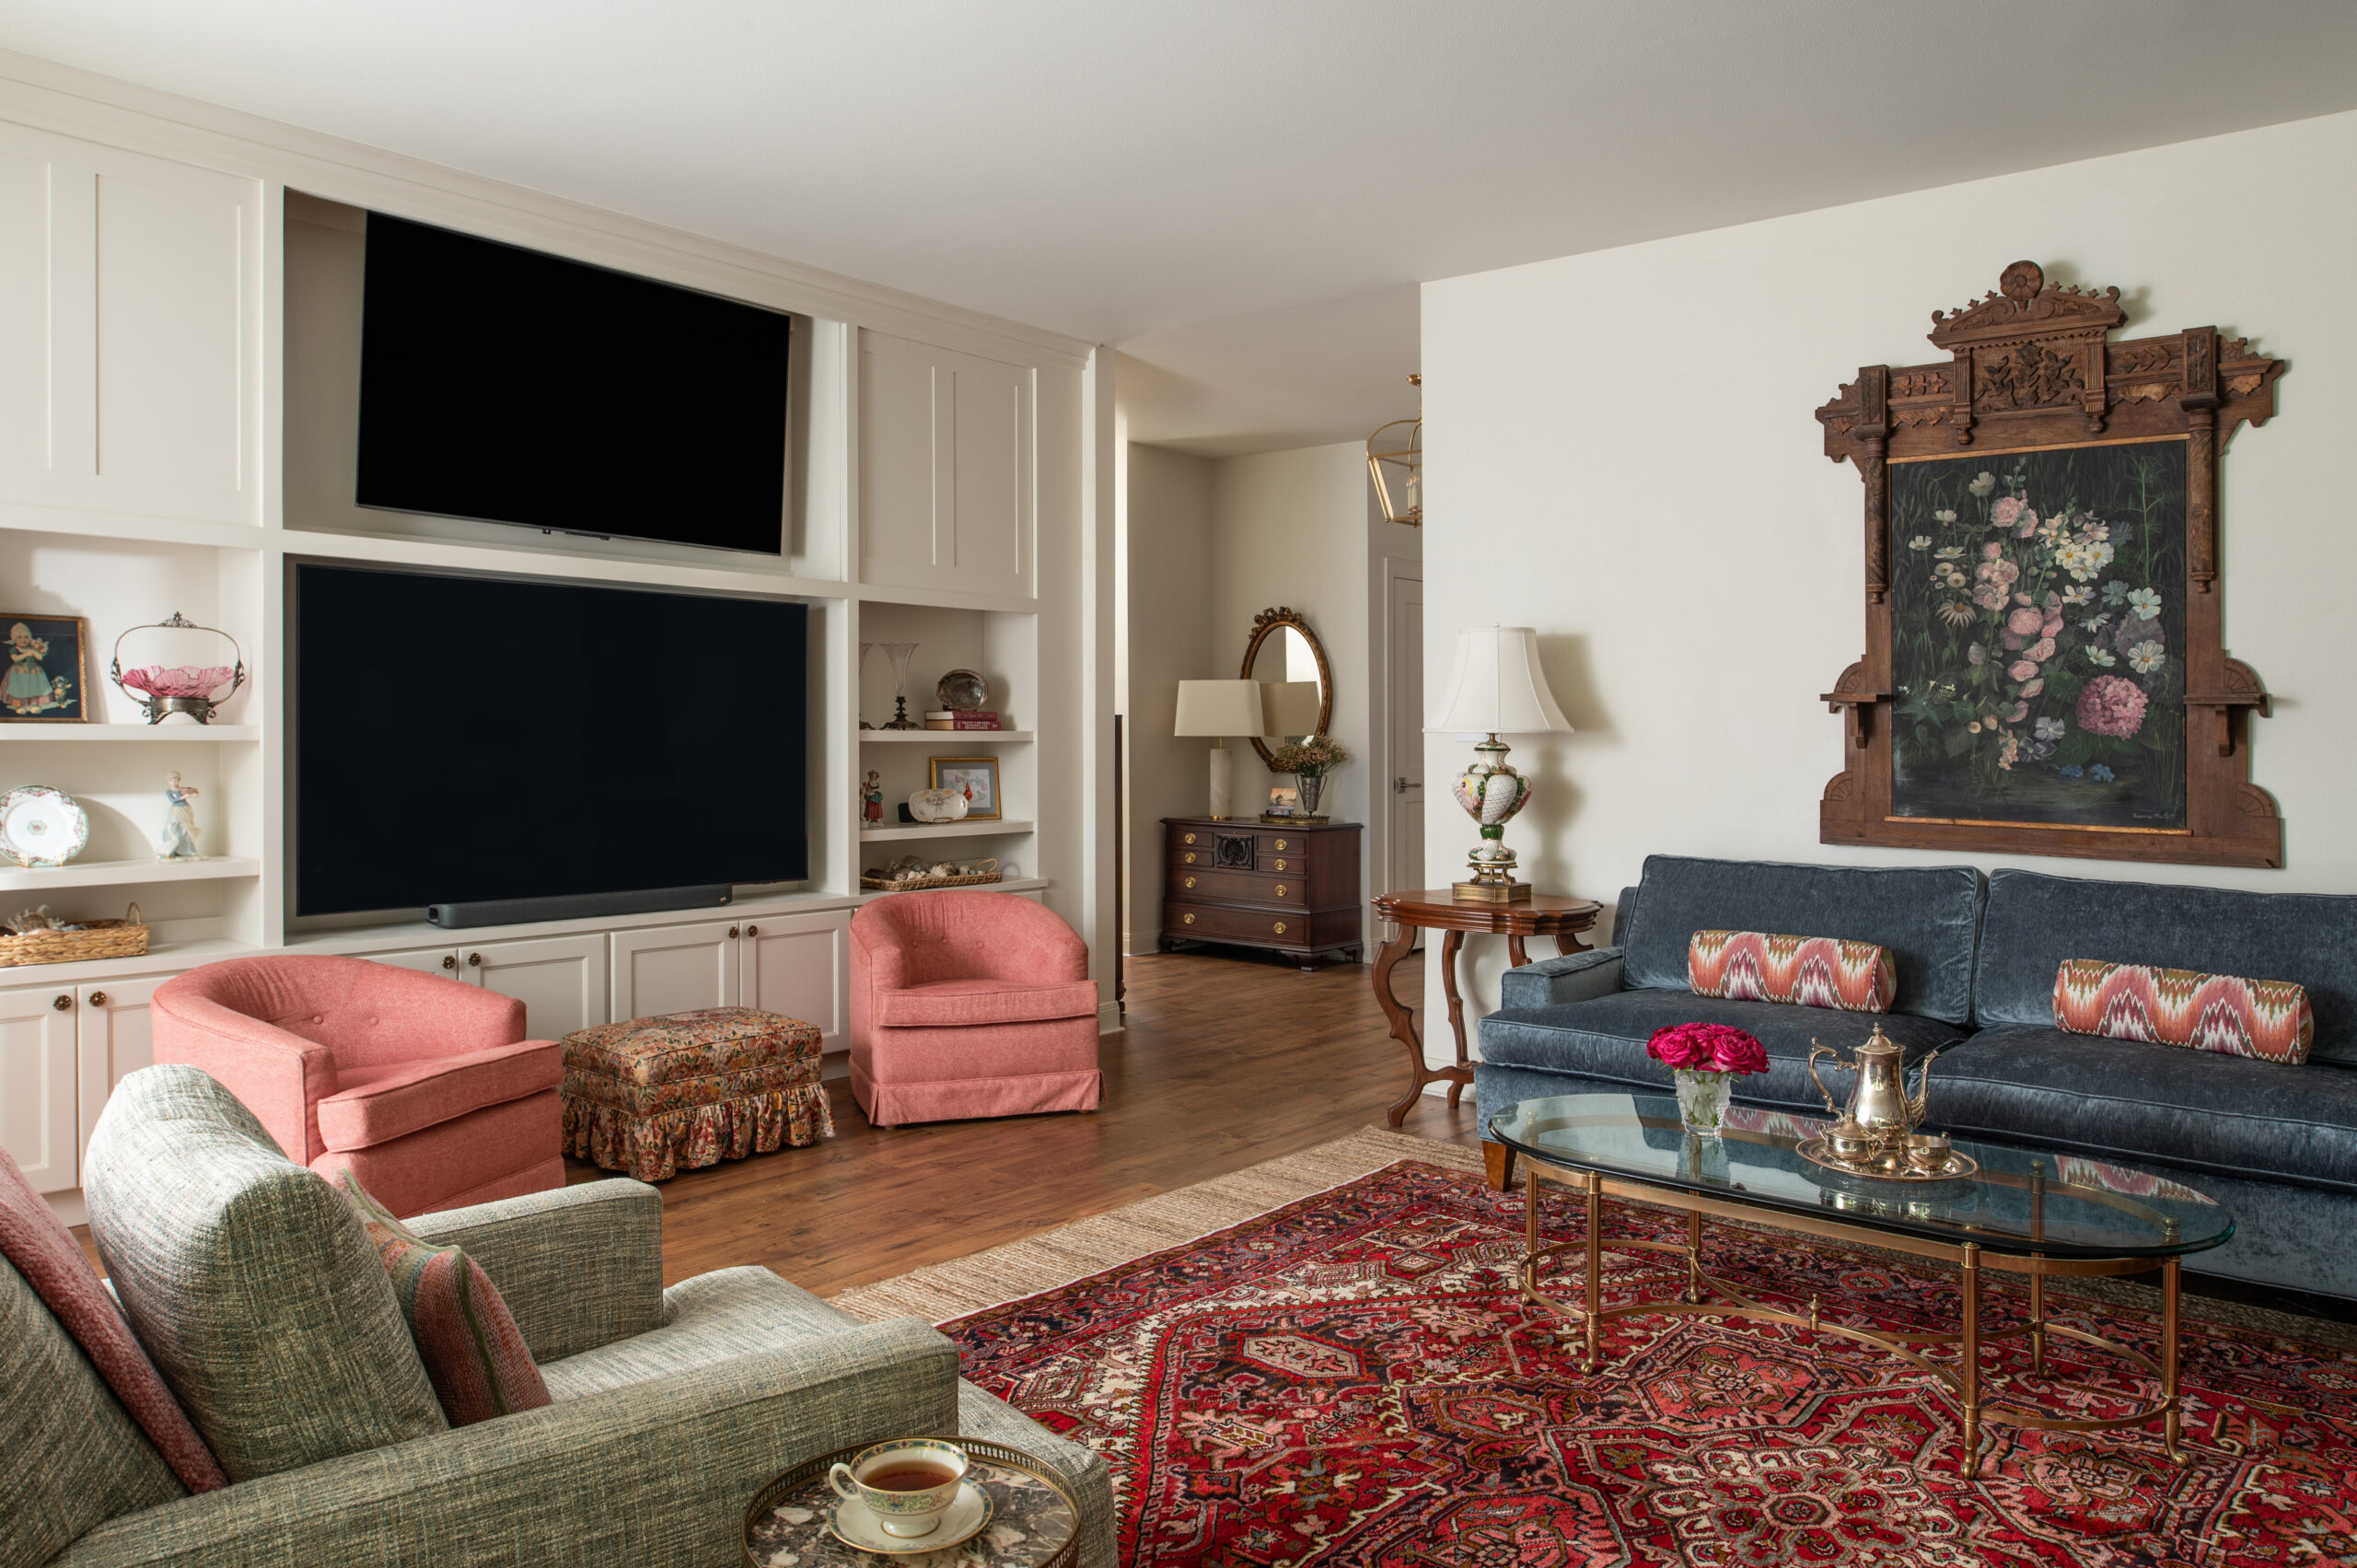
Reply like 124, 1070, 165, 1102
1273, 884, 1286, 898
1184, 832, 1197, 844
52, 993, 71, 1011
1273, 858, 1287, 871
1274, 839, 1288, 851
1182, 912, 1196, 925
1272, 922, 1287, 935
1184, 877, 1196, 889
88, 991, 108, 1007
747, 924, 760, 936
441, 954, 458, 970
1184, 852, 1196, 865
468, 952, 482, 968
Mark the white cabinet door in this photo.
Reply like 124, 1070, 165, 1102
0, 983, 81, 1192
610, 921, 741, 1022
75, 974, 165, 1158
0, 120, 261, 524
739, 912, 848, 1045
461, 935, 607, 1040
359, 946, 462, 978
859, 331, 1032, 598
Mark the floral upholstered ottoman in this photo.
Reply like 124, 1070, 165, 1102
560, 1008, 832, 1182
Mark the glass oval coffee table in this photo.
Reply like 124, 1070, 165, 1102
1487, 1092, 2235, 1479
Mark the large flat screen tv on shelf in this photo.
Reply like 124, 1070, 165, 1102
293, 563, 808, 918
355, 212, 793, 554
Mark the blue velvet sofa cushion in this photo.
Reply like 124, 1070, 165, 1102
1618, 855, 1984, 1024
1480, 989, 1969, 1115
1974, 868, 2357, 1066
1930, 1023, 2357, 1193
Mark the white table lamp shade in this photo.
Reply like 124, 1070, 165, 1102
1174, 679, 1266, 737
1429, 626, 1573, 736
1260, 680, 1322, 738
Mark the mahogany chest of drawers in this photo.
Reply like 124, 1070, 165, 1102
1160, 817, 1363, 970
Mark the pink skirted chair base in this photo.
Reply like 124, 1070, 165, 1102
560, 1007, 831, 1183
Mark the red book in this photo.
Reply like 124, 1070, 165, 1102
951, 713, 1002, 730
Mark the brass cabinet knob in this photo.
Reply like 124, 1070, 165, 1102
1273, 858, 1287, 871
1182, 912, 1196, 925
1184, 832, 1197, 844
1272, 922, 1287, 935
1273, 884, 1287, 898
1183, 852, 1196, 865
468, 952, 482, 968
87, 991, 108, 1007
1183, 877, 1195, 889
52, 994, 70, 1011
441, 954, 458, 970
727, 925, 741, 939
747, 924, 760, 937
1274, 839, 1288, 851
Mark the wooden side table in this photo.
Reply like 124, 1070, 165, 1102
1369, 889, 1602, 1128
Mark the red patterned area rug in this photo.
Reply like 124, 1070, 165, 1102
942, 1158, 2357, 1568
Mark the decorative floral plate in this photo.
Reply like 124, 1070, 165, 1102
0, 785, 89, 867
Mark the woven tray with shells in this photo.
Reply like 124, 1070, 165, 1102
0, 902, 148, 968
861, 856, 1004, 892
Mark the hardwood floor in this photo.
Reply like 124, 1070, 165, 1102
631, 947, 1478, 1292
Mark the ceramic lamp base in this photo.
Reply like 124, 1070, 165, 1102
1206, 743, 1234, 820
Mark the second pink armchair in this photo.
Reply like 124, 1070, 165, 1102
152, 955, 563, 1217
849, 892, 1102, 1126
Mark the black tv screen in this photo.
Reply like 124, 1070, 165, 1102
294, 563, 807, 916
355, 213, 792, 554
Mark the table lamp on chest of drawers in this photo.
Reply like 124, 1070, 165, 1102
1174, 679, 1267, 821
1429, 626, 1573, 902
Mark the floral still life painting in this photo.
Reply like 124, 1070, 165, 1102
1887, 439, 2186, 830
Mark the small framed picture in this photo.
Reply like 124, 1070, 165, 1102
1, 614, 91, 722
928, 756, 1002, 820
1265, 785, 1299, 819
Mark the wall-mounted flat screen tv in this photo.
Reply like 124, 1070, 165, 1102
293, 563, 808, 917
355, 212, 792, 554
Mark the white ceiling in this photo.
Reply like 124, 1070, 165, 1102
5, 2, 2356, 458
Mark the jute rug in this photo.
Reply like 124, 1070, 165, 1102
830, 1130, 2357, 1566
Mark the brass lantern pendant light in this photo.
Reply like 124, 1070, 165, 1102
1366, 374, 1422, 527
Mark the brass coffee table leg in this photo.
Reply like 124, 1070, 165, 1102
2029, 1258, 2048, 1376
1961, 1242, 1983, 1479
1584, 1170, 1604, 1373
1686, 1210, 1704, 1305
2163, 1256, 2188, 1466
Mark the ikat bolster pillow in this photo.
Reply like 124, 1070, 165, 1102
2052, 959, 2316, 1064
332, 1170, 552, 1427
1687, 930, 1895, 1014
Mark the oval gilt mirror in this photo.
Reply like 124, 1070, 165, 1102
1241, 607, 1333, 769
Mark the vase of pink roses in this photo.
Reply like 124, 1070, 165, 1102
1647, 1022, 1771, 1136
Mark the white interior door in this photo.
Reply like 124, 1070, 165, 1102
464, 935, 608, 1040
75, 974, 163, 1160
1387, 573, 1425, 896
0, 982, 81, 1192
738, 912, 848, 1046
610, 921, 741, 1022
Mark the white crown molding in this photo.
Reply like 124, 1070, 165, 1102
0, 46, 1096, 371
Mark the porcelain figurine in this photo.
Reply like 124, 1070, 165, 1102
157, 771, 204, 860
862, 770, 885, 829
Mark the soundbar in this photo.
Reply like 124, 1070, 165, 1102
426, 885, 733, 929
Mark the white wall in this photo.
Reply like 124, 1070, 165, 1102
1422, 107, 2357, 1028
1120, 441, 1214, 949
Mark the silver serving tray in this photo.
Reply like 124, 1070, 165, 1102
1796, 1135, 1980, 1183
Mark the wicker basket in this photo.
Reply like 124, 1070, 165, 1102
860, 871, 1005, 892
0, 902, 147, 968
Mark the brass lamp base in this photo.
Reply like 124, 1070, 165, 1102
1453, 878, 1533, 904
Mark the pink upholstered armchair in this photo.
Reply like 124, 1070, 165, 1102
849, 892, 1102, 1127
151, 956, 563, 1217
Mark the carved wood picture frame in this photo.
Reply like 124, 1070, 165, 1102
1815, 261, 2283, 868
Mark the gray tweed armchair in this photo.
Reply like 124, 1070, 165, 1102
8, 1065, 1112, 1568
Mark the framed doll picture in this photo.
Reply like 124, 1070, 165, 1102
1, 614, 91, 722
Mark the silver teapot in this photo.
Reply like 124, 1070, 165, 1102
1806, 1023, 1941, 1144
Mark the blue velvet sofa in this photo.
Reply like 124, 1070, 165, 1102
1475, 854, 2357, 1302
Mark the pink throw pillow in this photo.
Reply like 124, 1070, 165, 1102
333, 1170, 552, 1426
2053, 959, 2314, 1065
1688, 929, 1895, 1013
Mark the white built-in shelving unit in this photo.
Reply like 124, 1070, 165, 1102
0, 49, 1110, 1211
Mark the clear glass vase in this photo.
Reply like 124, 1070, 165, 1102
1673, 1068, 1732, 1137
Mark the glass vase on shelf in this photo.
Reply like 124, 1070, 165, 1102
878, 643, 919, 730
